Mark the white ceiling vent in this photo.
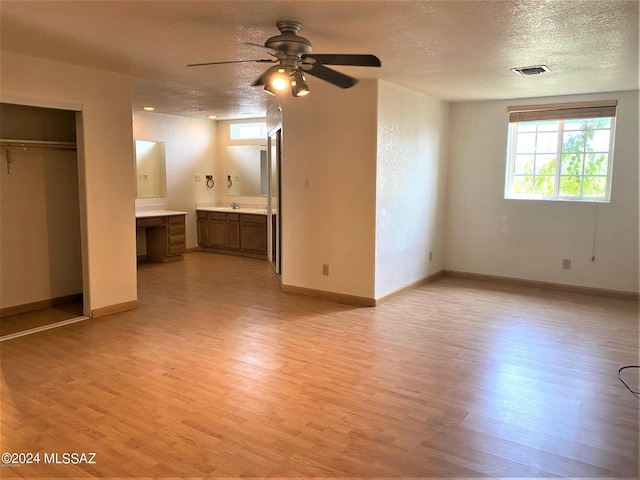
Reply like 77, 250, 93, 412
511, 65, 550, 76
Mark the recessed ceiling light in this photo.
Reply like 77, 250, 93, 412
511, 65, 550, 76
207, 115, 217, 119
143, 106, 155, 111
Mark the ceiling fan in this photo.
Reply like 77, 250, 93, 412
188, 21, 381, 97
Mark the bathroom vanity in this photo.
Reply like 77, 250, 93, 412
197, 207, 267, 259
136, 210, 187, 263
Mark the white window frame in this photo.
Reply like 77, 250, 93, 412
229, 122, 267, 140
505, 101, 617, 203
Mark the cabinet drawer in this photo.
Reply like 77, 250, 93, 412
168, 244, 186, 255
168, 215, 185, 225
208, 212, 227, 221
241, 214, 267, 224
136, 216, 165, 227
168, 224, 185, 235
227, 213, 240, 222
168, 234, 185, 245
197, 211, 208, 219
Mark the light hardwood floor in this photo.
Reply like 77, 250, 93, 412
1, 252, 638, 478
1, 300, 84, 337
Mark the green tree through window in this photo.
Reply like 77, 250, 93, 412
506, 115, 614, 202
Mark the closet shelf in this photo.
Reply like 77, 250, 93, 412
0, 138, 77, 152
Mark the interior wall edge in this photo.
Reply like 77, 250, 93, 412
281, 284, 376, 307
90, 300, 139, 319
374, 270, 445, 306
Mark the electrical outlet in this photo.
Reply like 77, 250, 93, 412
429, 251, 433, 261
562, 258, 571, 269
322, 264, 329, 276
194, 174, 201, 182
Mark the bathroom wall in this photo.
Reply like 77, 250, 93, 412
215, 118, 268, 208
133, 111, 218, 250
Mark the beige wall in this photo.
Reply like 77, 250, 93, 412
277, 79, 451, 302
133, 111, 218, 250
445, 90, 639, 294
5, 50, 631, 315
1, 150, 82, 309
375, 81, 450, 298
1, 51, 137, 316
215, 118, 268, 208
279, 80, 378, 299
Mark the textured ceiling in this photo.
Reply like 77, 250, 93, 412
1, 0, 638, 119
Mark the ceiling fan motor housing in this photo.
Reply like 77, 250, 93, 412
265, 21, 312, 60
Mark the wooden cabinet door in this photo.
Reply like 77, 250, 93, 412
227, 220, 240, 250
209, 219, 227, 248
197, 211, 266, 256
241, 215, 267, 254
241, 224, 267, 253
197, 217, 210, 247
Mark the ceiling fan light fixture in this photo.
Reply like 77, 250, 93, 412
270, 68, 290, 91
263, 83, 279, 96
290, 70, 310, 97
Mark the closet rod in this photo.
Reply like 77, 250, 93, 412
0, 138, 77, 152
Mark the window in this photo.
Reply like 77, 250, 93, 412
230, 122, 267, 140
505, 101, 617, 202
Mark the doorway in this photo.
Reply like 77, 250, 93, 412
268, 128, 282, 276
0, 103, 86, 339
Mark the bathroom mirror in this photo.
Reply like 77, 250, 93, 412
135, 140, 167, 198
227, 145, 268, 196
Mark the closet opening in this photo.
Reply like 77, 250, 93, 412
0, 103, 86, 340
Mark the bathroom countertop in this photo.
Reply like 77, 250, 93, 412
135, 209, 188, 218
197, 206, 268, 215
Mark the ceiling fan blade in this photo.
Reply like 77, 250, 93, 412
251, 65, 279, 86
303, 54, 381, 67
244, 42, 278, 55
187, 59, 276, 67
305, 64, 359, 89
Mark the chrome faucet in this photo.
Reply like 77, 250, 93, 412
231, 202, 239, 209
